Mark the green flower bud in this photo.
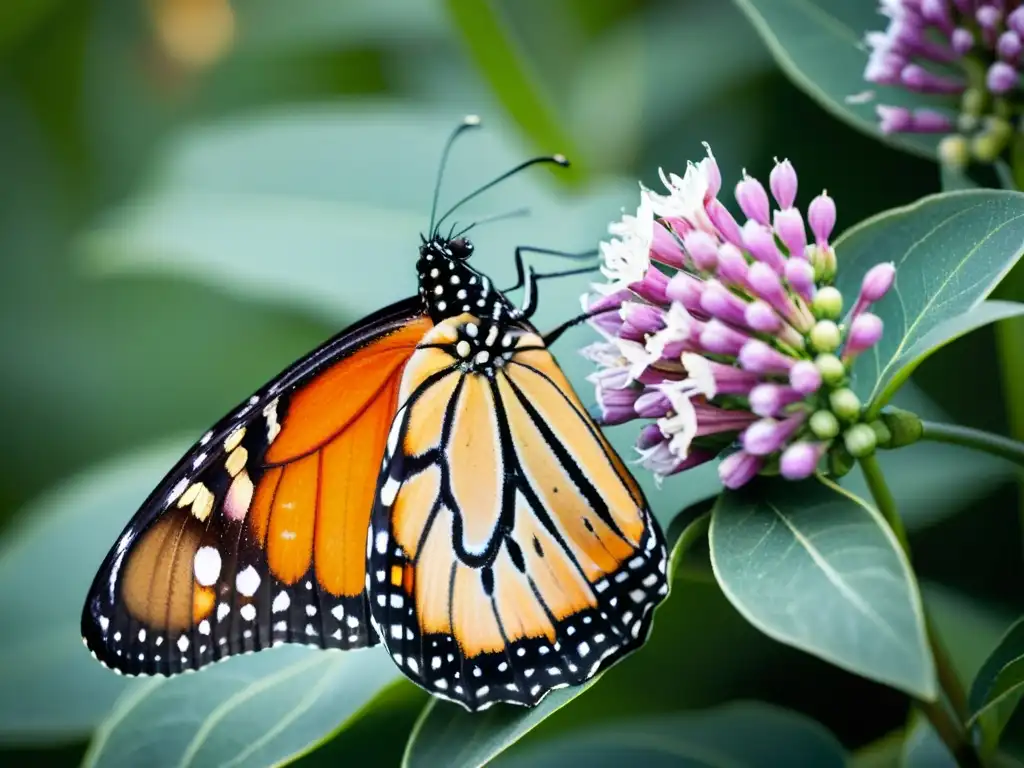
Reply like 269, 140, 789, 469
808, 244, 837, 283
972, 118, 1013, 163
810, 320, 842, 353
812, 286, 843, 320
815, 353, 846, 386
961, 87, 986, 118
809, 410, 841, 440
843, 423, 877, 458
828, 443, 855, 478
938, 135, 970, 170
829, 387, 861, 422
870, 419, 892, 449
879, 407, 923, 448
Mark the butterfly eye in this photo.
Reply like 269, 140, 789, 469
448, 237, 474, 259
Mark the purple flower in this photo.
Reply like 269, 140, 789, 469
863, 0, 1021, 161
582, 147, 895, 489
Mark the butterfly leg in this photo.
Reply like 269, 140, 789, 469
520, 264, 602, 319
541, 304, 619, 344
502, 246, 597, 294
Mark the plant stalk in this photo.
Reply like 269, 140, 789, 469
920, 420, 1024, 468
857, 453, 980, 768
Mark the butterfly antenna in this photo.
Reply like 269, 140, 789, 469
434, 154, 569, 233
455, 206, 531, 238
429, 115, 482, 236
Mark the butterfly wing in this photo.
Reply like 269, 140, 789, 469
82, 298, 433, 676
366, 313, 669, 711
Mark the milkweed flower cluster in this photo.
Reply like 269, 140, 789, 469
864, 0, 1024, 164
581, 146, 896, 490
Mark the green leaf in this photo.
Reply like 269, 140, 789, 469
444, 0, 586, 182
491, 702, 847, 768
829, 190, 1024, 414
403, 679, 601, 768
0, 440, 189, 743
293, 680, 428, 767
709, 476, 936, 700
84, 646, 400, 768
731, 0, 939, 159
901, 713, 956, 768
969, 617, 1024, 746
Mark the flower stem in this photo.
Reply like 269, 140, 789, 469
857, 454, 980, 768
919, 420, 1024, 468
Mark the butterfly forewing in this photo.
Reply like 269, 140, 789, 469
367, 313, 669, 711
82, 299, 432, 676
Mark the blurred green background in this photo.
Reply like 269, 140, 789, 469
1, 0, 1022, 765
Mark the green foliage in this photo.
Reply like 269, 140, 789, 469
709, 477, 935, 699
730, 0, 939, 158
831, 191, 1024, 414
3, 0, 1024, 766
969, 618, 1024, 750
491, 702, 848, 767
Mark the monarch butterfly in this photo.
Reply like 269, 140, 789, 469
82, 116, 669, 712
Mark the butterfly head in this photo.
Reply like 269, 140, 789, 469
417, 234, 498, 323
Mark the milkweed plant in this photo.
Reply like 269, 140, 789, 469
573, 2, 1024, 767
6, 2, 1024, 768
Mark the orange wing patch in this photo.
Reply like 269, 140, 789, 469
249, 320, 429, 596
265, 316, 432, 464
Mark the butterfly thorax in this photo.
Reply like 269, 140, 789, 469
416, 236, 519, 325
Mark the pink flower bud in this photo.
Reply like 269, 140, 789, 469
998, 31, 1022, 61
701, 280, 749, 327
700, 142, 722, 199
780, 441, 825, 480
683, 230, 719, 272
632, 266, 669, 304
952, 27, 974, 55
745, 300, 781, 333
650, 222, 685, 269
620, 302, 666, 335
706, 198, 744, 247
634, 389, 672, 418
700, 319, 750, 356
987, 61, 1018, 94
876, 105, 913, 134
742, 413, 805, 456
773, 207, 807, 259
718, 450, 763, 489
666, 271, 706, 314
735, 174, 771, 226
861, 262, 896, 302
738, 339, 795, 375
749, 383, 804, 418
845, 312, 884, 358
596, 385, 640, 425
783, 258, 816, 303
769, 159, 797, 209
789, 360, 822, 395
1011, 7, 1024, 37
637, 423, 665, 450
808, 192, 836, 245
742, 221, 785, 273
716, 243, 750, 287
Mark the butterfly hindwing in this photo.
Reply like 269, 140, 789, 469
82, 298, 433, 676
367, 313, 669, 711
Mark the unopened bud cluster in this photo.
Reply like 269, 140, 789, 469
865, 0, 1024, 167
